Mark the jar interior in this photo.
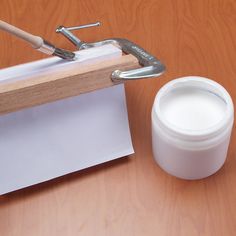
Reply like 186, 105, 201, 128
159, 85, 227, 132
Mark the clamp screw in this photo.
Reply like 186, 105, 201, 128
56, 22, 101, 48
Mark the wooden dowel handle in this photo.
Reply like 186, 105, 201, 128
0, 20, 43, 48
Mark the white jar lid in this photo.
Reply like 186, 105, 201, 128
153, 76, 234, 143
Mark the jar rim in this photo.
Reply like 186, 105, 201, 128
153, 76, 234, 141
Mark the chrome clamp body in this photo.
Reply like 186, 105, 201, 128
56, 22, 165, 82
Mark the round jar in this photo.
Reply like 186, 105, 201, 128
152, 76, 234, 180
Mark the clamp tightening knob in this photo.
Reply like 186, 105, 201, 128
56, 22, 101, 48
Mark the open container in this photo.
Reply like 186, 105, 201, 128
152, 76, 234, 180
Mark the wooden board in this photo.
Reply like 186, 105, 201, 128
0, 0, 236, 236
0, 46, 139, 115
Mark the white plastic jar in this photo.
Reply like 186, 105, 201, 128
152, 76, 234, 180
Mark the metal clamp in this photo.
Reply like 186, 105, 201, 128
56, 22, 165, 82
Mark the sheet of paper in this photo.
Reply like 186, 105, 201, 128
0, 45, 134, 194
0, 84, 133, 194
0, 44, 121, 83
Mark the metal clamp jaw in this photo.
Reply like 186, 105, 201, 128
56, 22, 165, 82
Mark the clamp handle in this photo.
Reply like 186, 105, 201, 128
56, 22, 100, 48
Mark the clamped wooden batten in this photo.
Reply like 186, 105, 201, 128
0, 21, 165, 115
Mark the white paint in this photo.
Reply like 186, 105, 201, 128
152, 76, 234, 180
160, 87, 226, 131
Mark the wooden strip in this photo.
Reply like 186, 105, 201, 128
0, 54, 139, 115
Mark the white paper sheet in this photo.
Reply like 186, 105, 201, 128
0, 45, 134, 195
0, 44, 121, 83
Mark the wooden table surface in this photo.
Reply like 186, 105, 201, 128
0, 0, 236, 235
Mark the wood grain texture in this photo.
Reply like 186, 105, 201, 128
0, 0, 236, 235
0, 54, 139, 115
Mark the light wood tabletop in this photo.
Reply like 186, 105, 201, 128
0, 0, 236, 235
